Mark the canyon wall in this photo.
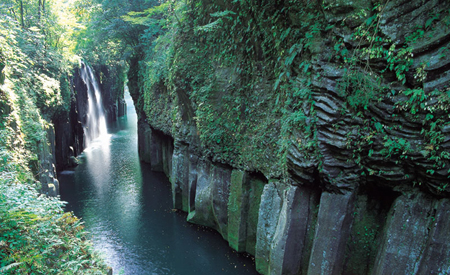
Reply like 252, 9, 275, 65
139, 122, 450, 275
132, 0, 450, 274
38, 63, 126, 197
53, 64, 126, 173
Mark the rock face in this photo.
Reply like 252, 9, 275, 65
95, 64, 126, 124
54, 64, 125, 172
372, 193, 435, 275
138, 124, 450, 274
53, 70, 85, 171
37, 124, 59, 197
308, 191, 356, 275
131, 0, 450, 274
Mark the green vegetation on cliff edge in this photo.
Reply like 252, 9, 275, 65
1, 0, 450, 272
127, 0, 450, 195
0, 1, 108, 273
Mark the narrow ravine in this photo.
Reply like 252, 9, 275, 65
58, 90, 258, 275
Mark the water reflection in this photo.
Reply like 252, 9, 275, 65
83, 136, 112, 196
59, 90, 258, 275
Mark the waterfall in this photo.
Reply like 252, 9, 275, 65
80, 62, 108, 147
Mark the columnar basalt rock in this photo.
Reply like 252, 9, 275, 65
138, 119, 153, 164
187, 158, 216, 228
172, 149, 234, 239
255, 181, 285, 274
188, 153, 198, 214
342, 185, 398, 275
243, 175, 266, 256
308, 191, 356, 275
132, 0, 450, 273
210, 164, 232, 239
228, 170, 249, 252
171, 142, 190, 211
417, 199, 450, 275
372, 193, 436, 275
269, 185, 319, 275
137, 118, 174, 174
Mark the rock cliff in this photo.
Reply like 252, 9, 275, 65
54, 64, 126, 172
132, 0, 450, 274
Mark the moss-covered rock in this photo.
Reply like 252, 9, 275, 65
133, 0, 450, 274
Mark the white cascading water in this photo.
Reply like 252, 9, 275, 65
80, 62, 108, 147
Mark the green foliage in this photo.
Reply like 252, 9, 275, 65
0, 7, 75, 120
144, 0, 325, 175
126, 0, 450, 193
0, 3, 109, 273
381, 137, 412, 159
0, 11, 64, 170
330, 2, 450, 192
337, 70, 381, 110
122, 2, 170, 28
73, 0, 159, 66
0, 180, 108, 274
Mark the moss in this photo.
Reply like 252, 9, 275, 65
245, 176, 265, 256
342, 186, 398, 275
228, 170, 247, 252
344, 210, 380, 275
227, 171, 265, 255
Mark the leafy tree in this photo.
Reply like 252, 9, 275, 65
73, 0, 160, 66
0, 3, 109, 273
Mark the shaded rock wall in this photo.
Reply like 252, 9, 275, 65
53, 69, 85, 171
95, 64, 126, 124
138, 118, 174, 175
37, 124, 59, 197
132, 0, 450, 274
138, 126, 450, 274
54, 65, 125, 172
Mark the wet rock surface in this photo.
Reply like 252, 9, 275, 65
132, 0, 450, 274
372, 193, 435, 275
37, 124, 59, 197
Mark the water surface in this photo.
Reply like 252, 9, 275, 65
59, 94, 258, 275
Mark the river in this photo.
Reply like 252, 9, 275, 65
59, 92, 258, 275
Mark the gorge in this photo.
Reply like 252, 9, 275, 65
126, 1, 450, 274
1, 0, 450, 274
59, 86, 258, 274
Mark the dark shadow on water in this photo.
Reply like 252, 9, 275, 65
59, 93, 258, 275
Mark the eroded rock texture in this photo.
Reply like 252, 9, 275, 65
37, 124, 59, 197
133, 0, 450, 274
55, 65, 126, 172
306, 0, 450, 196
54, 69, 85, 171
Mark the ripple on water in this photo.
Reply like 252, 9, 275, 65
59, 92, 258, 275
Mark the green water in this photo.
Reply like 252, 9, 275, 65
59, 94, 258, 275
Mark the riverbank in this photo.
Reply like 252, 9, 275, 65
0, 11, 110, 273
58, 91, 258, 274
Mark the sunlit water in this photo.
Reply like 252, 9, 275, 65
59, 91, 258, 275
